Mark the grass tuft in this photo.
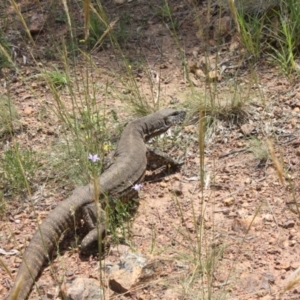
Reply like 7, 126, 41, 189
0, 96, 19, 138
0, 30, 12, 70
1, 144, 38, 195
43, 66, 70, 88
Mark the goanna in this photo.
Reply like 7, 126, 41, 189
7, 108, 186, 300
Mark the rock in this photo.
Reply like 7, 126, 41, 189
63, 277, 104, 300
214, 16, 232, 38
108, 252, 173, 294
240, 123, 255, 135
108, 252, 148, 293
281, 219, 295, 229
29, 13, 45, 34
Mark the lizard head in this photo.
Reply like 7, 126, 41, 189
160, 108, 186, 127
143, 108, 186, 140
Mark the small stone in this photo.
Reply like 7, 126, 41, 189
229, 40, 240, 51
186, 222, 195, 232
29, 13, 45, 34
170, 182, 182, 196
290, 118, 297, 127
283, 240, 289, 248
207, 70, 221, 81
65, 270, 74, 277
160, 182, 167, 188
214, 16, 232, 38
160, 64, 168, 69
192, 49, 199, 58
231, 218, 249, 233
122, 89, 131, 94
195, 68, 206, 78
240, 123, 255, 135
22, 94, 32, 101
173, 174, 181, 181
269, 237, 276, 245
223, 197, 235, 206
24, 107, 33, 115
280, 261, 291, 270
262, 214, 273, 221
244, 177, 252, 184
205, 221, 212, 229
282, 220, 295, 228
184, 125, 194, 133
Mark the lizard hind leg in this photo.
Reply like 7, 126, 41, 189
81, 204, 107, 254
80, 226, 106, 254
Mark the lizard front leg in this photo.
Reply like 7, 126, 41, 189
146, 147, 183, 171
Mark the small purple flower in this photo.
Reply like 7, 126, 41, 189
132, 183, 143, 191
88, 153, 100, 162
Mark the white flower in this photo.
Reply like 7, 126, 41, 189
132, 183, 143, 191
88, 154, 100, 162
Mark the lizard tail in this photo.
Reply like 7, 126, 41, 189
8, 187, 90, 300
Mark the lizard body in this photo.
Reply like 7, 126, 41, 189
7, 108, 186, 300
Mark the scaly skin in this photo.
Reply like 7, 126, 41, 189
7, 108, 186, 300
